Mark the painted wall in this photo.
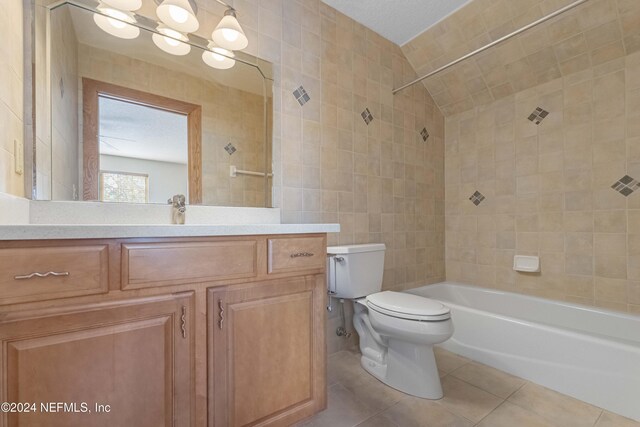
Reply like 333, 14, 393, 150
100, 154, 188, 204
0, 0, 25, 197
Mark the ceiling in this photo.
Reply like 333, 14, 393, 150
99, 97, 188, 164
321, 0, 472, 46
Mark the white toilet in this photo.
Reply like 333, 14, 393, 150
327, 243, 453, 399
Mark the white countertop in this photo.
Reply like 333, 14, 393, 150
0, 223, 340, 240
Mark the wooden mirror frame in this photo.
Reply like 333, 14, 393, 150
82, 78, 202, 204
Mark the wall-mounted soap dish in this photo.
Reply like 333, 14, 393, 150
513, 255, 540, 273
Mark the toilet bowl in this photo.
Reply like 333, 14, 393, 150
327, 244, 453, 399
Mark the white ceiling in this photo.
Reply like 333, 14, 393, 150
99, 97, 188, 164
321, 0, 473, 46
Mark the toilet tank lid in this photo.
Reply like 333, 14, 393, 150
327, 243, 386, 254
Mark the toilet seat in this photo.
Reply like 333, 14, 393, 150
366, 291, 451, 321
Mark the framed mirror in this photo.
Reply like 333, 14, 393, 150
33, 0, 273, 207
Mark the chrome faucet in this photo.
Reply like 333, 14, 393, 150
168, 194, 186, 224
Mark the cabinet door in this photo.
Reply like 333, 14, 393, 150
0, 293, 194, 427
209, 276, 326, 427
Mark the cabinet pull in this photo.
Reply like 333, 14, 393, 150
180, 306, 187, 339
14, 271, 70, 280
290, 252, 314, 258
218, 299, 224, 329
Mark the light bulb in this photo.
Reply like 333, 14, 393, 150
211, 8, 248, 50
105, 8, 129, 28
156, 0, 199, 33
152, 25, 190, 55
165, 36, 180, 46
94, 6, 139, 39
202, 43, 235, 69
221, 28, 239, 42
168, 5, 189, 23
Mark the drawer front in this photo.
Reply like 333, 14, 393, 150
0, 245, 109, 305
268, 237, 325, 274
122, 240, 257, 289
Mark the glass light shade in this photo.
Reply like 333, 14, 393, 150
101, 0, 142, 11
202, 43, 235, 70
211, 10, 248, 51
156, 0, 199, 33
93, 7, 140, 39
152, 26, 191, 56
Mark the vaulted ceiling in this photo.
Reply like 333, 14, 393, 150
399, 0, 640, 116
320, 0, 472, 46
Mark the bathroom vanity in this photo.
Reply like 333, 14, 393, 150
0, 226, 335, 426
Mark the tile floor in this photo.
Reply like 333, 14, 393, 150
297, 347, 640, 427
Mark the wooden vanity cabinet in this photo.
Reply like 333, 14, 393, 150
0, 292, 194, 427
209, 275, 326, 427
0, 233, 328, 427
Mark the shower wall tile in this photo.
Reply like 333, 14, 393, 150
445, 50, 640, 313
401, 0, 640, 116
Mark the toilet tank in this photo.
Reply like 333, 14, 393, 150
327, 244, 386, 299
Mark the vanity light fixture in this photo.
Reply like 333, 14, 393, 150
93, 4, 140, 39
100, 0, 142, 11
202, 42, 235, 70
211, 8, 248, 51
155, 0, 199, 33
152, 25, 191, 56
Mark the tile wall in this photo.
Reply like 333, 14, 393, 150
444, 51, 640, 312
401, 0, 640, 116
218, 0, 446, 350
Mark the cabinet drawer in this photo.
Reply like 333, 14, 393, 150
0, 245, 109, 305
122, 240, 258, 289
267, 236, 325, 274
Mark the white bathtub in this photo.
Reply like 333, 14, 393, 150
407, 282, 640, 421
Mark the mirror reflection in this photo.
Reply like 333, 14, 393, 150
39, 1, 273, 207
98, 96, 189, 204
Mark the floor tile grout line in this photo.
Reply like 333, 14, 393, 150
505, 390, 604, 427
447, 370, 525, 401
503, 379, 528, 401
472, 399, 509, 427
592, 409, 605, 427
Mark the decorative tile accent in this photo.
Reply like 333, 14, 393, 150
527, 107, 549, 125
224, 143, 237, 155
361, 108, 374, 125
293, 86, 310, 106
612, 175, 640, 196
420, 127, 429, 142
469, 191, 485, 206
